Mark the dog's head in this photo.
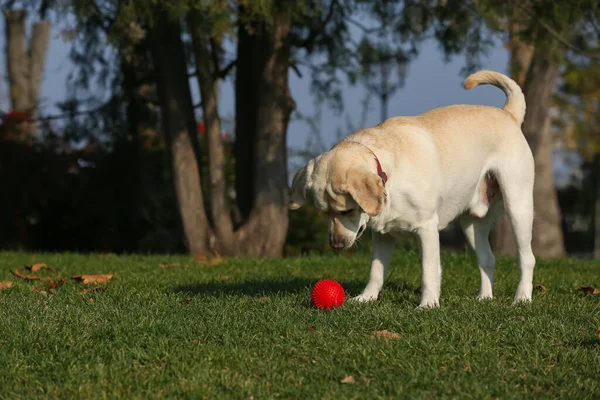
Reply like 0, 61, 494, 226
289, 145, 385, 249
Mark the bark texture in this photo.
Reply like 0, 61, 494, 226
232, 10, 296, 256
520, 45, 566, 258
188, 10, 235, 251
3, 9, 50, 140
594, 154, 600, 259
492, 27, 566, 258
149, 15, 211, 255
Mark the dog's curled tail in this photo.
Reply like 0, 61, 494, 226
464, 70, 526, 126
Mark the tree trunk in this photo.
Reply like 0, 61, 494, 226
233, 9, 296, 256
28, 20, 50, 112
149, 14, 211, 255
234, 14, 260, 220
492, 32, 534, 256
4, 10, 28, 112
520, 44, 566, 258
4, 9, 50, 141
188, 10, 235, 251
593, 154, 600, 259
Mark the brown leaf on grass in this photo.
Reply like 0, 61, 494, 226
371, 330, 401, 340
597, 326, 600, 340
77, 286, 106, 295
11, 269, 45, 281
218, 275, 231, 281
197, 256, 226, 266
535, 284, 548, 292
159, 263, 182, 269
307, 325, 317, 333
27, 263, 50, 273
71, 274, 113, 284
579, 286, 600, 295
33, 277, 66, 293
183, 297, 192, 304
256, 296, 268, 303
340, 376, 356, 384
0, 281, 13, 290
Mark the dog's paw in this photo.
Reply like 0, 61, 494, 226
417, 298, 439, 309
513, 285, 532, 303
513, 295, 532, 304
351, 293, 379, 303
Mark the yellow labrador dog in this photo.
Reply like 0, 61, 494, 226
289, 70, 535, 308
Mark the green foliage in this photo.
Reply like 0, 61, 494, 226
555, 59, 600, 160
0, 139, 183, 253
0, 251, 599, 398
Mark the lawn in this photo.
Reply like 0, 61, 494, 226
0, 249, 599, 399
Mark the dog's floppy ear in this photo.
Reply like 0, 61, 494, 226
289, 160, 314, 210
338, 169, 384, 217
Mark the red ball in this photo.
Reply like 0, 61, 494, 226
311, 280, 345, 310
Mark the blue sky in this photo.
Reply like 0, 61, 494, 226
0, 14, 575, 187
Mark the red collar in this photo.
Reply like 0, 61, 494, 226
374, 156, 388, 186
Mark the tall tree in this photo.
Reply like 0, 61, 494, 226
489, 0, 600, 258
3, 7, 50, 141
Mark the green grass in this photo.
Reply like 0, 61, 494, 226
0, 250, 599, 399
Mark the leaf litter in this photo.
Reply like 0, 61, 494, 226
71, 274, 114, 284
579, 286, 600, 295
10, 263, 114, 295
27, 263, 50, 273
371, 330, 401, 340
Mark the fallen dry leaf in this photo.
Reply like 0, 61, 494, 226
218, 275, 231, 281
0, 281, 13, 290
256, 296, 269, 303
159, 263, 182, 269
579, 286, 600, 295
371, 330, 401, 340
535, 284, 548, 292
340, 376, 356, 384
27, 263, 50, 273
11, 269, 45, 281
197, 257, 226, 266
71, 274, 113, 284
33, 277, 67, 293
597, 326, 600, 340
183, 297, 192, 304
77, 285, 106, 295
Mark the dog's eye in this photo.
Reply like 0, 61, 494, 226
339, 209, 353, 215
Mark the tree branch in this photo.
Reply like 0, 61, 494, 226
516, 3, 600, 60
216, 59, 236, 79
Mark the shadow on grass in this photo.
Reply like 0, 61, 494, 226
172, 278, 417, 300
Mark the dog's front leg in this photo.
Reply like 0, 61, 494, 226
417, 218, 441, 308
353, 231, 395, 302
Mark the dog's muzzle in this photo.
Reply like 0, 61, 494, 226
357, 224, 366, 239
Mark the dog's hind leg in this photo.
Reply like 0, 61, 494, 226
460, 201, 504, 299
495, 161, 536, 303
